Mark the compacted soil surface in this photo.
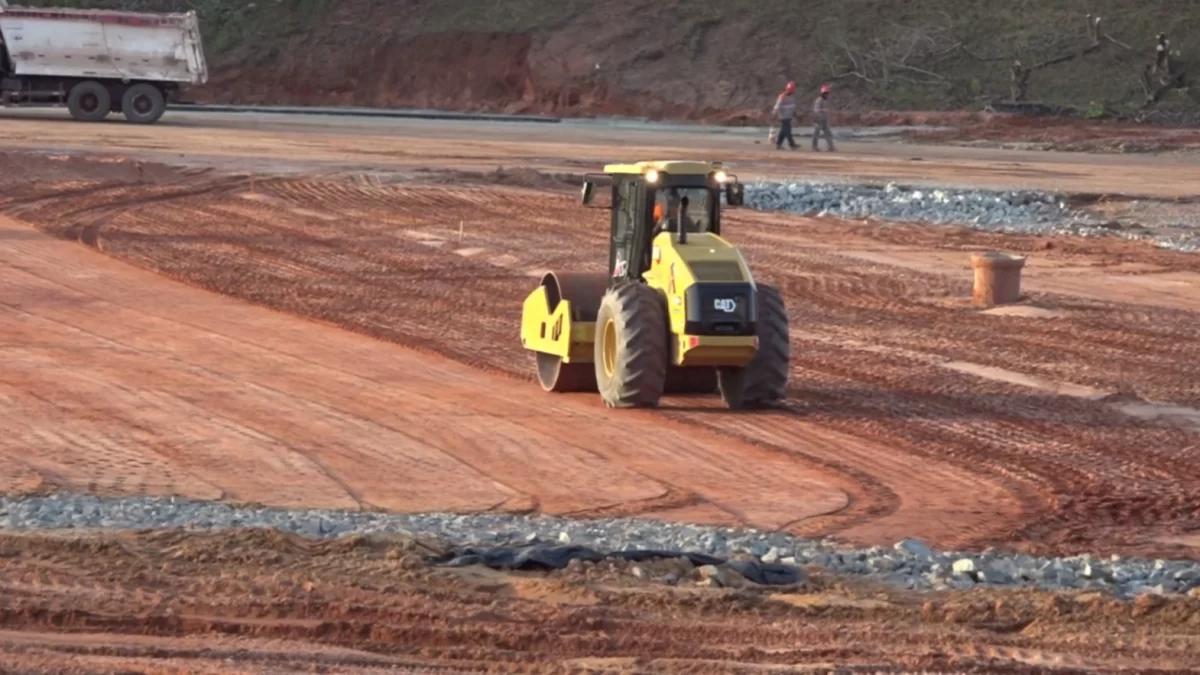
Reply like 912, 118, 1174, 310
2, 528, 1200, 674
3, 109, 1200, 670
2, 152, 1200, 558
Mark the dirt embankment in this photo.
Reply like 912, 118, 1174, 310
206, 32, 538, 112
196, 27, 696, 120
185, 0, 1200, 152
34, 0, 1200, 150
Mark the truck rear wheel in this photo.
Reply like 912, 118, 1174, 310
122, 84, 166, 124
594, 283, 667, 408
718, 284, 790, 409
67, 81, 111, 122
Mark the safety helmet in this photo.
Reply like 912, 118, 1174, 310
821, 83, 832, 94
785, 81, 796, 92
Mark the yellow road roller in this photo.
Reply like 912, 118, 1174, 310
519, 160, 789, 409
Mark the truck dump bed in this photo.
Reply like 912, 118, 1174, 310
0, 5, 207, 84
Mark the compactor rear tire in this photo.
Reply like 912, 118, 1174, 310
594, 283, 668, 408
718, 284, 790, 409
535, 352, 598, 393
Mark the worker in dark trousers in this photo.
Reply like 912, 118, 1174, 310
771, 81, 798, 150
812, 83, 835, 152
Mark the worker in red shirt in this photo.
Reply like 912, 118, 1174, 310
771, 81, 798, 150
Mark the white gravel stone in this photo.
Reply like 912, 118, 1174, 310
952, 558, 978, 576
870, 556, 899, 573
761, 547, 782, 564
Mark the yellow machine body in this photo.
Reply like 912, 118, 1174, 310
643, 231, 758, 367
519, 231, 759, 368
602, 159, 721, 176
519, 158, 776, 403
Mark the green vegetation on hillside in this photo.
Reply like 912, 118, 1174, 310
18, 0, 1200, 116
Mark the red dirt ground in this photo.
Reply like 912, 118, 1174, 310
3, 151, 1200, 561
4, 95, 1200, 667
5, 111, 1200, 199
906, 115, 1200, 153
1, 529, 1199, 673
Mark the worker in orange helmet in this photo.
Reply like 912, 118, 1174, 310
653, 189, 695, 234
812, 83, 835, 152
770, 80, 798, 151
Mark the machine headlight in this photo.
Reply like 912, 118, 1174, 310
714, 170, 728, 183
645, 169, 659, 184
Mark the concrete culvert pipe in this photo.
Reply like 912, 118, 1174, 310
971, 252, 1027, 306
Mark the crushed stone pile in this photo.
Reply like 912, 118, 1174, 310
3, 493, 1199, 599
743, 180, 1200, 253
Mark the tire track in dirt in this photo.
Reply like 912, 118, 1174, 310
118, 180, 935, 536
0, 169, 998, 545
734, 218, 1200, 551
8, 158, 1200, 553
1, 529, 1198, 673
0, 211, 854, 529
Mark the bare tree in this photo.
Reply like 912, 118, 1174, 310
1010, 60, 1030, 101
817, 21, 957, 103
992, 14, 1138, 102
1141, 32, 1186, 106
1154, 33, 1170, 73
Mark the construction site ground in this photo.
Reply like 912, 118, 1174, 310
3, 109, 1200, 671
4, 528, 1200, 674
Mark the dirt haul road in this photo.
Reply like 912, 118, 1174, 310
3, 150, 1200, 561
2, 108, 1200, 197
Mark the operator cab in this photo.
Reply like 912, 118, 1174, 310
654, 188, 709, 235
580, 160, 744, 288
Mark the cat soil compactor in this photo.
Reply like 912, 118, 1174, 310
520, 160, 790, 409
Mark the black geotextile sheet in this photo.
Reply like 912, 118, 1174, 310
436, 543, 803, 586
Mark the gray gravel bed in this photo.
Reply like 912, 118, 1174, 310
744, 180, 1200, 253
4, 494, 1199, 599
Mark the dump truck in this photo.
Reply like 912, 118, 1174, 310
0, 1, 207, 123
519, 160, 791, 409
